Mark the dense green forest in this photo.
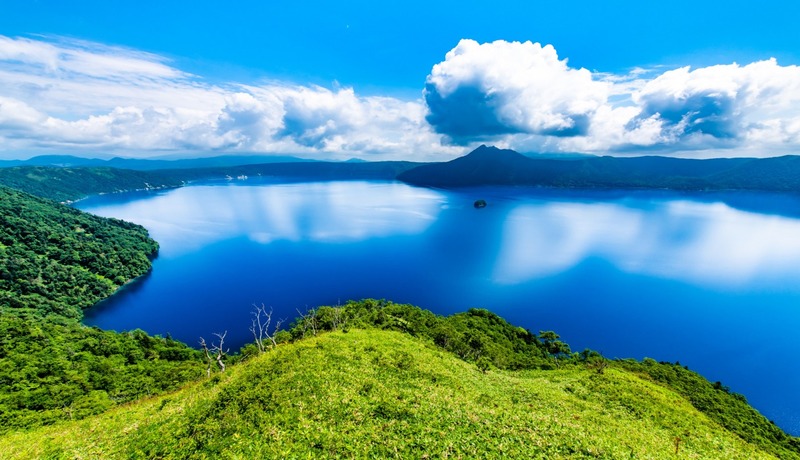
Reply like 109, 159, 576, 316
0, 186, 158, 318
0, 166, 184, 202
0, 317, 201, 432
0, 186, 203, 431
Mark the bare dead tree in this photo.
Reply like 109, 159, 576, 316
331, 307, 341, 330
308, 307, 317, 336
250, 304, 269, 353
330, 301, 348, 331
250, 304, 284, 352
296, 306, 318, 338
199, 331, 228, 376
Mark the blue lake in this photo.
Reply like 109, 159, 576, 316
77, 179, 800, 435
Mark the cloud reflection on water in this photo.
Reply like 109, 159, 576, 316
85, 181, 446, 256
81, 182, 800, 287
492, 198, 800, 286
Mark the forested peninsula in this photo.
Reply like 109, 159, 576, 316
0, 170, 799, 458
0, 186, 203, 431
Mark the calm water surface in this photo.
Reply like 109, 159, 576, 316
78, 180, 800, 435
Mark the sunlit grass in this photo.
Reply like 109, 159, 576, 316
0, 329, 775, 459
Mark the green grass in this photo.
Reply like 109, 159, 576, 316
0, 329, 777, 459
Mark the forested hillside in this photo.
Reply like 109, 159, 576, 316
0, 161, 423, 203
0, 186, 157, 318
8, 148, 800, 206
0, 186, 203, 432
0, 167, 184, 202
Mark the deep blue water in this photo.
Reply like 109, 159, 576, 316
78, 180, 800, 435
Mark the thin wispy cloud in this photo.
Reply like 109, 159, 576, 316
0, 35, 452, 159
2, 35, 800, 159
0, 35, 184, 78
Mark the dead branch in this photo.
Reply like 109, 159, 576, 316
250, 304, 285, 352
199, 330, 228, 375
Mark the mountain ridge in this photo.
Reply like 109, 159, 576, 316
0, 154, 316, 170
397, 145, 800, 191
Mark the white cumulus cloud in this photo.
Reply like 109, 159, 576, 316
631, 59, 800, 150
424, 39, 609, 143
0, 35, 455, 160
424, 40, 800, 157
4, 35, 800, 159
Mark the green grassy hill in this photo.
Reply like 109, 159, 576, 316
0, 329, 780, 459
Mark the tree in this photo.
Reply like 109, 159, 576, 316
294, 307, 318, 338
579, 348, 608, 374
249, 304, 284, 353
538, 330, 571, 368
316, 305, 349, 331
199, 331, 228, 376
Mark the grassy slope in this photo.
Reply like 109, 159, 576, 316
0, 330, 776, 459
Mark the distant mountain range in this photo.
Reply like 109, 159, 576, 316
0, 160, 424, 202
0, 154, 315, 170
398, 145, 800, 192
5, 146, 800, 203
186, 160, 421, 180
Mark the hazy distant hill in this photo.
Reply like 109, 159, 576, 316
398, 145, 800, 192
0, 161, 424, 202
8, 147, 800, 204
171, 160, 423, 182
0, 154, 315, 170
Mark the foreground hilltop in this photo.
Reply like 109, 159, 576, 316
1, 293, 798, 458
0, 326, 782, 459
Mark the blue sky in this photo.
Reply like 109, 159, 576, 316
1, 0, 800, 160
